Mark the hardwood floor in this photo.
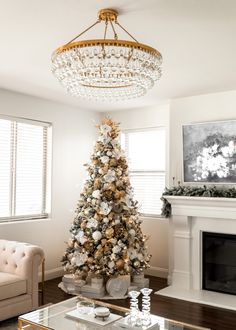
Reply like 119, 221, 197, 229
40, 276, 236, 330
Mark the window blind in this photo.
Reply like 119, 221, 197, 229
0, 116, 51, 221
121, 128, 166, 216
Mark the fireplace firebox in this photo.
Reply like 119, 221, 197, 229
202, 231, 236, 295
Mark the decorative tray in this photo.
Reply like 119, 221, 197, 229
65, 308, 122, 326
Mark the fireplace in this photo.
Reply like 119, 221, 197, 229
156, 196, 236, 310
202, 231, 236, 295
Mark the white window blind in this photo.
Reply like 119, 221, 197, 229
121, 128, 166, 216
0, 116, 51, 222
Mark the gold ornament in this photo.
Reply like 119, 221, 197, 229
114, 191, 121, 199
101, 239, 107, 246
80, 221, 87, 229
68, 239, 74, 248
105, 228, 114, 239
94, 179, 101, 189
133, 260, 140, 268
116, 259, 125, 270
87, 257, 94, 264
110, 158, 117, 166
95, 250, 103, 259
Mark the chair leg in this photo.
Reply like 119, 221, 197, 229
39, 258, 45, 305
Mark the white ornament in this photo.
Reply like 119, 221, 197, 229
100, 202, 112, 215
103, 217, 109, 223
75, 253, 88, 266
92, 190, 101, 199
104, 170, 116, 183
92, 231, 102, 241
98, 168, 104, 175
129, 229, 136, 237
101, 155, 110, 164
71, 257, 76, 265
107, 151, 112, 156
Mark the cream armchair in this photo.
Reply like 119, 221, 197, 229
0, 239, 44, 321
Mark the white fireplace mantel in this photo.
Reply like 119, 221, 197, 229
156, 196, 236, 311
166, 195, 236, 219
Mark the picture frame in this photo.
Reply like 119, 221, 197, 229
182, 120, 236, 184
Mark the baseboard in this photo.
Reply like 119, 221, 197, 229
144, 266, 168, 278
39, 266, 168, 282
39, 266, 64, 282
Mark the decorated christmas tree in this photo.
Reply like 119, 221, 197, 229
62, 118, 151, 280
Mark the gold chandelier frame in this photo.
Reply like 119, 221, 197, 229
52, 8, 161, 58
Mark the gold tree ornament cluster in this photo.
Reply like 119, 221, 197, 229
62, 118, 151, 278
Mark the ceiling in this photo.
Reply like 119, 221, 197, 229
0, 0, 236, 112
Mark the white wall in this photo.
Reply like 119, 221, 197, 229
0, 89, 100, 279
169, 90, 236, 184
105, 105, 170, 278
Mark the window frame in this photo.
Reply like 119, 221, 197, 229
121, 126, 166, 218
0, 114, 52, 223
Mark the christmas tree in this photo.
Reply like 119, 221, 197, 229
62, 118, 151, 279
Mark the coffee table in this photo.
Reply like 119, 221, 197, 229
18, 295, 211, 330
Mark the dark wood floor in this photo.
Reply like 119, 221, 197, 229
40, 276, 236, 330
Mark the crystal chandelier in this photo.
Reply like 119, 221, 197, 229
51, 9, 162, 102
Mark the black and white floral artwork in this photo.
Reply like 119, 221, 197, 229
183, 121, 236, 183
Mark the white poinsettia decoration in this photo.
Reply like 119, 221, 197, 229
75, 230, 87, 245
112, 245, 121, 254
100, 202, 112, 215
75, 253, 88, 266
111, 138, 120, 148
104, 170, 116, 183
108, 260, 115, 269
128, 248, 138, 260
92, 190, 101, 199
87, 219, 98, 229
100, 155, 110, 164
100, 124, 111, 136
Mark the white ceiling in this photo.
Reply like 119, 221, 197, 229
0, 0, 236, 112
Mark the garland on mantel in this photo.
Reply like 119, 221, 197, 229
161, 185, 236, 218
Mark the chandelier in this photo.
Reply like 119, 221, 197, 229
51, 9, 162, 102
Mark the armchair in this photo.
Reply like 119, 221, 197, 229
0, 239, 44, 321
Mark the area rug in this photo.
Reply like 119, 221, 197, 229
0, 317, 17, 330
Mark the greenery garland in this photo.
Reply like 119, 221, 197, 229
161, 185, 236, 218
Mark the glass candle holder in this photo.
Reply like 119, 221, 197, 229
140, 288, 153, 326
128, 290, 141, 325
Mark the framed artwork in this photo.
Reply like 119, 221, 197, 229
182, 120, 236, 183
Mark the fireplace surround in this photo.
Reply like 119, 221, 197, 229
156, 196, 236, 310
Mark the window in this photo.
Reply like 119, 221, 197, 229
121, 128, 166, 216
0, 116, 52, 222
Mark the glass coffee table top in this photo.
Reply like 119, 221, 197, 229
18, 295, 211, 330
